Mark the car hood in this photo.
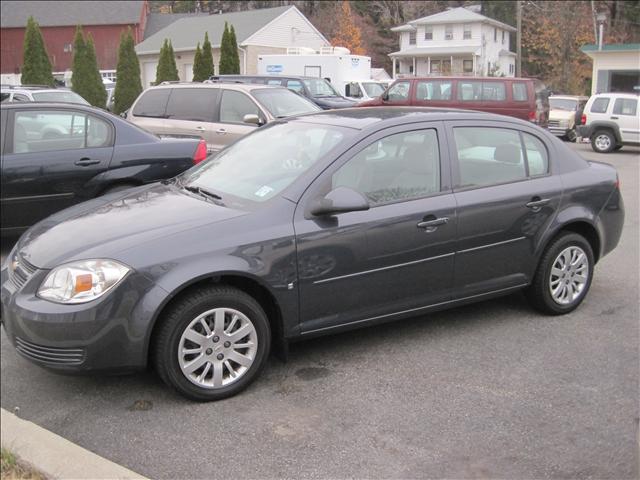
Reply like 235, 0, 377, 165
17, 183, 247, 269
313, 96, 358, 109
549, 109, 575, 121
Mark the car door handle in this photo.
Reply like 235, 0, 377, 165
75, 158, 100, 166
216, 128, 227, 134
195, 126, 206, 132
417, 216, 449, 232
610, 116, 619, 120
525, 197, 550, 211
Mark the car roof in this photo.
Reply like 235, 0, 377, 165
289, 106, 532, 130
214, 75, 331, 81
591, 92, 639, 99
395, 76, 536, 82
0, 101, 106, 112
148, 82, 285, 92
550, 95, 589, 100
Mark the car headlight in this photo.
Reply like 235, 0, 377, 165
37, 259, 130, 304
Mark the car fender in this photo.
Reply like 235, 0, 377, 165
588, 121, 622, 142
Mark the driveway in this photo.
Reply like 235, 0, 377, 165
1, 142, 638, 479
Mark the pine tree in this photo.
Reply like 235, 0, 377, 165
218, 22, 233, 75
228, 25, 240, 74
71, 26, 87, 95
192, 42, 204, 81
155, 39, 179, 84
84, 35, 108, 107
21, 16, 54, 86
113, 29, 142, 115
200, 31, 215, 78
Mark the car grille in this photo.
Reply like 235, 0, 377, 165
548, 120, 561, 127
8, 255, 38, 289
15, 337, 85, 365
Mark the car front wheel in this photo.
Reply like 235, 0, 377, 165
591, 130, 615, 153
526, 233, 594, 315
154, 286, 271, 401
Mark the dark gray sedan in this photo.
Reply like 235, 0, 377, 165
0, 108, 624, 401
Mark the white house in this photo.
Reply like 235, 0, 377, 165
135, 5, 329, 87
580, 43, 640, 95
389, 7, 517, 79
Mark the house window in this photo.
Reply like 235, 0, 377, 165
463, 60, 473, 73
509, 63, 515, 75
445, 25, 453, 40
409, 31, 416, 45
63, 43, 72, 53
425, 25, 433, 40
430, 60, 441, 73
494, 28, 497, 42
502, 31, 505, 44
463, 25, 472, 39
409, 64, 414, 74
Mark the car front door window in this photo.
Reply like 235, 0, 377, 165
219, 90, 261, 124
13, 111, 87, 153
386, 82, 410, 102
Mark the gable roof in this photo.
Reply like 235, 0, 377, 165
144, 12, 208, 39
135, 5, 292, 54
393, 7, 516, 33
0, 0, 144, 28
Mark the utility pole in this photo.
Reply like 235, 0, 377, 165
516, 0, 522, 77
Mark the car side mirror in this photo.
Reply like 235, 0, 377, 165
243, 113, 263, 125
309, 187, 369, 217
119, 110, 128, 118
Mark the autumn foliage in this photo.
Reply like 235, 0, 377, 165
330, 1, 365, 55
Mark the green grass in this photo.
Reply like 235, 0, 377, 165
0, 448, 44, 480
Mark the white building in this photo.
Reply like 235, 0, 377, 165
135, 5, 329, 87
580, 43, 640, 95
388, 7, 517, 79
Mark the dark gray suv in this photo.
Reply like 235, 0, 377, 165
1, 108, 624, 401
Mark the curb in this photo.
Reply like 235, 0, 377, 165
1, 408, 148, 479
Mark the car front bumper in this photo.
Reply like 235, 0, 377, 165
0, 262, 163, 374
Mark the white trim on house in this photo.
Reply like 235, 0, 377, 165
243, 5, 329, 47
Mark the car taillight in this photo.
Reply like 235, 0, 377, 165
528, 110, 537, 122
193, 139, 207, 164
581, 114, 587, 125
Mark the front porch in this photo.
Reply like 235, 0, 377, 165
393, 55, 481, 78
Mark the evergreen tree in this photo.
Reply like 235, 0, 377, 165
192, 42, 204, 81
71, 26, 87, 95
201, 31, 215, 78
218, 22, 233, 75
113, 29, 142, 115
83, 35, 108, 107
155, 39, 179, 84
228, 25, 240, 74
21, 16, 54, 86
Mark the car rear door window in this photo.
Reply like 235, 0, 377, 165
612, 98, 637, 116
132, 89, 170, 118
522, 132, 548, 176
13, 110, 87, 153
332, 129, 440, 205
458, 81, 482, 101
482, 82, 506, 101
453, 127, 526, 188
165, 88, 217, 122
86, 115, 113, 148
416, 81, 452, 100
590, 97, 610, 113
512, 83, 528, 101
219, 90, 261, 124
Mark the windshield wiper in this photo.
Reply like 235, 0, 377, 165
183, 185, 223, 202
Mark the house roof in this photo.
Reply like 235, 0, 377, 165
0, 0, 144, 28
392, 7, 517, 33
144, 12, 208, 39
135, 5, 292, 54
389, 45, 482, 57
581, 43, 640, 53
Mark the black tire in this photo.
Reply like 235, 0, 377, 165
526, 233, 594, 315
153, 286, 271, 401
590, 129, 616, 153
101, 184, 136, 195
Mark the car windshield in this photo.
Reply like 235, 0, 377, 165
183, 122, 350, 203
303, 79, 340, 97
362, 82, 386, 97
550, 98, 578, 111
252, 88, 320, 117
32, 91, 89, 105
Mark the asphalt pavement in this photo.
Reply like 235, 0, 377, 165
1, 142, 638, 479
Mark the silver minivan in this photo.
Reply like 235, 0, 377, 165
127, 82, 320, 154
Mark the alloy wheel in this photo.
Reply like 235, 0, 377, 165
549, 246, 589, 305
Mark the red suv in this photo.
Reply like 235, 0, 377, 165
359, 76, 549, 128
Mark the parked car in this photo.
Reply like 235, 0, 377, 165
1, 108, 623, 401
0, 102, 207, 235
0, 85, 89, 105
209, 75, 358, 110
127, 82, 320, 155
577, 92, 640, 153
548, 95, 588, 141
359, 76, 550, 128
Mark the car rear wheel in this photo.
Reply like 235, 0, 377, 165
154, 286, 271, 401
591, 130, 615, 153
526, 233, 594, 315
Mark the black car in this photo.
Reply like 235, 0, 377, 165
209, 75, 357, 110
1, 108, 624, 401
0, 102, 207, 235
